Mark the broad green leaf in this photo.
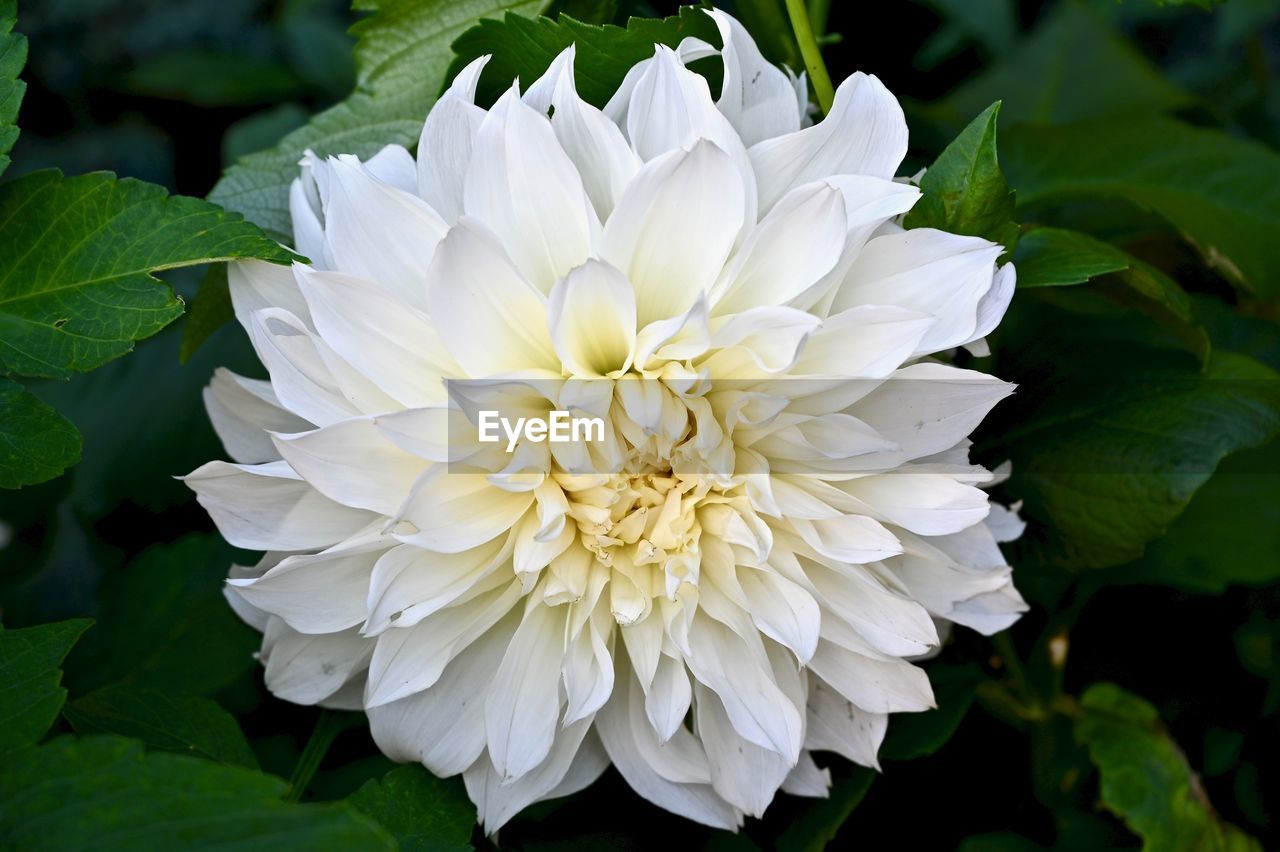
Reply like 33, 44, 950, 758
880, 664, 984, 762
65, 535, 259, 696
179, 264, 231, 364
775, 768, 875, 852
903, 101, 1019, 253
1109, 440, 1280, 592
919, 0, 1017, 56
1075, 683, 1262, 852
987, 299, 1280, 569
64, 686, 259, 768
0, 0, 26, 177
0, 736, 396, 850
1011, 227, 1207, 358
447, 6, 720, 109
210, 0, 548, 240
349, 765, 475, 852
1013, 227, 1132, 288
0, 618, 91, 756
0, 377, 81, 488
1003, 118, 1280, 298
925, 2, 1192, 130
0, 170, 295, 380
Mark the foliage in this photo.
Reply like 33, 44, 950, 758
2, 0, 1279, 849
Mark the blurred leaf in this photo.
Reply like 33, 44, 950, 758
65, 686, 258, 768
120, 50, 303, 106
928, 2, 1192, 130
956, 834, 1046, 852
0, 377, 81, 488
0, 170, 294, 380
0, 618, 91, 756
348, 764, 475, 852
1109, 441, 1280, 592
447, 6, 719, 110
880, 664, 984, 762
1013, 227, 1131, 288
223, 103, 311, 166
775, 768, 874, 852
904, 101, 1019, 253
1075, 683, 1262, 851
65, 535, 259, 696
210, 0, 549, 241
0, 736, 396, 850
281, 9, 357, 97
990, 301, 1280, 568
920, 0, 1017, 56
1234, 611, 1279, 715
0, 0, 26, 177
1004, 118, 1280, 298
180, 265, 231, 364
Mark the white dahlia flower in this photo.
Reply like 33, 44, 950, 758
187, 9, 1026, 831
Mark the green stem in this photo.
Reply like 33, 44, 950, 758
993, 631, 1033, 704
785, 0, 836, 116
286, 710, 353, 803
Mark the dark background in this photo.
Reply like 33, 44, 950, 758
2, 1, 1278, 849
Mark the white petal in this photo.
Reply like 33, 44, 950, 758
464, 87, 597, 294
548, 259, 636, 377
711, 180, 847, 314
417, 55, 489, 223
792, 305, 932, 379
805, 677, 888, 769
228, 538, 385, 634
694, 683, 793, 817
320, 155, 448, 307
295, 266, 454, 407
781, 751, 832, 797
204, 368, 311, 464
425, 219, 560, 377
808, 639, 935, 714
830, 228, 1003, 355
749, 72, 908, 212
464, 718, 593, 834
705, 9, 804, 146
271, 416, 428, 515
624, 45, 746, 163
261, 619, 372, 706
185, 460, 376, 551
365, 580, 523, 707
395, 467, 534, 554
602, 141, 744, 326
365, 536, 510, 634
367, 611, 517, 775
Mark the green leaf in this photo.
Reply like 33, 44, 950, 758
904, 101, 1019, 253
0, 618, 92, 756
775, 768, 875, 852
119, 50, 304, 107
179, 264, 231, 364
1075, 683, 1262, 852
1013, 227, 1132, 288
64, 686, 259, 768
349, 765, 475, 852
0, 170, 295, 380
1003, 117, 1280, 298
926, 2, 1192, 131
919, 0, 1017, 56
210, 0, 548, 241
1011, 227, 1207, 359
879, 664, 984, 762
447, 6, 720, 110
0, 376, 81, 488
65, 535, 259, 696
0, 0, 27, 178
1109, 440, 1280, 592
989, 302, 1280, 569
0, 736, 396, 850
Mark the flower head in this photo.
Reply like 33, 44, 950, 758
188, 9, 1025, 831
